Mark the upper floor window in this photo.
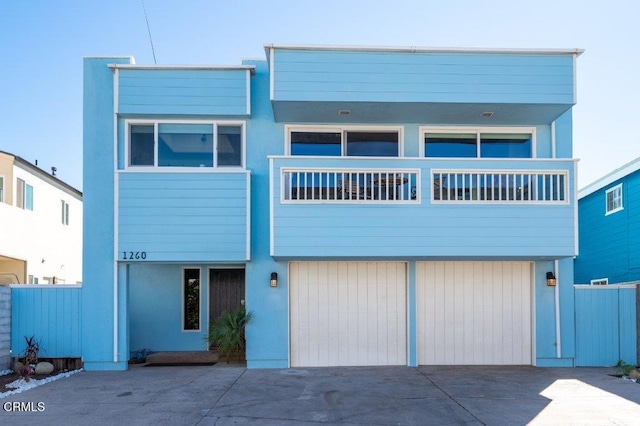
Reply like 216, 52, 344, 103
421, 127, 534, 158
0, 176, 4, 203
128, 121, 244, 168
590, 278, 608, 286
16, 178, 33, 210
61, 200, 70, 225
605, 184, 623, 215
287, 126, 401, 157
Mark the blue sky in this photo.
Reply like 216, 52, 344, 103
1, 0, 638, 190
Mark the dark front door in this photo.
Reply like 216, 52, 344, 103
209, 269, 245, 323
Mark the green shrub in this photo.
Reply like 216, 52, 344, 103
615, 359, 636, 376
206, 307, 253, 363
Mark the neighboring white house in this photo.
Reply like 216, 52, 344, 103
0, 150, 82, 284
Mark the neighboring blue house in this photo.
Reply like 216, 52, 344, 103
573, 160, 640, 366
575, 158, 640, 284
81, 44, 584, 371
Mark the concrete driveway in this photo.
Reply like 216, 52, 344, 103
1, 364, 639, 425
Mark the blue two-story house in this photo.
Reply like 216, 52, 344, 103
82, 44, 582, 370
575, 157, 640, 285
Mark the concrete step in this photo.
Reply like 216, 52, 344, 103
146, 351, 219, 365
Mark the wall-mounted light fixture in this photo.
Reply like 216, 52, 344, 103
546, 272, 557, 286
270, 272, 278, 287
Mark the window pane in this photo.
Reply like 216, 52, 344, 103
16, 178, 24, 208
183, 268, 200, 330
130, 125, 155, 166
61, 200, 69, 225
25, 184, 33, 211
0, 177, 3, 202
158, 124, 213, 167
480, 133, 532, 158
291, 132, 341, 156
425, 133, 477, 157
346, 132, 398, 157
217, 126, 242, 166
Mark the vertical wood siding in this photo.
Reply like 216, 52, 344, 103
11, 287, 81, 358
118, 69, 249, 115
417, 262, 531, 365
574, 286, 637, 366
290, 261, 406, 367
272, 50, 575, 104
119, 172, 249, 262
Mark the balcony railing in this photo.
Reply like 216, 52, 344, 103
432, 170, 569, 204
282, 169, 420, 203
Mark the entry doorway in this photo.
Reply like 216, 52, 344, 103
209, 268, 245, 324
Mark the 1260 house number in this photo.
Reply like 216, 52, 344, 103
123, 251, 147, 260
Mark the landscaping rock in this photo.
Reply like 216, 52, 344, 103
35, 361, 54, 375
13, 361, 23, 374
629, 369, 640, 380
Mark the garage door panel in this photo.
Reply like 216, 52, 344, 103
417, 261, 531, 365
290, 261, 407, 367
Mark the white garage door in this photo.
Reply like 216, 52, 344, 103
417, 262, 532, 365
290, 261, 407, 367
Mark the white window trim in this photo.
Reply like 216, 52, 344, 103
182, 267, 202, 332
284, 124, 405, 157
418, 126, 537, 158
125, 119, 246, 171
605, 183, 623, 215
590, 278, 609, 286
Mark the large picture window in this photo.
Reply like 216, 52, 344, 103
128, 121, 244, 168
422, 127, 534, 159
288, 126, 401, 157
183, 268, 201, 331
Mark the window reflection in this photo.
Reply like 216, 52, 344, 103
158, 124, 213, 167
217, 126, 242, 166
425, 133, 477, 158
346, 132, 398, 157
480, 133, 531, 158
290, 132, 341, 156
130, 125, 155, 166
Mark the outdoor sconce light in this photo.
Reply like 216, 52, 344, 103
270, 272, 278, 287
546, 272, 557, 286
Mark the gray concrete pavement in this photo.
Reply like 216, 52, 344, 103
1, 364, 639, 425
